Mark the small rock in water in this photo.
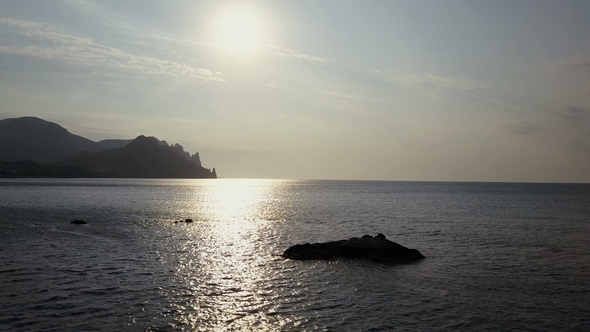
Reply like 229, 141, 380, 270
283, 233, 425, 263
71, 219, 87, 225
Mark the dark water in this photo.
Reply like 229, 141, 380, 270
0, 179, 589, 331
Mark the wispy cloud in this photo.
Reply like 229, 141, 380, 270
565, 55, 590, 76
142, 33, 202, 47
60, 0, 98, 13
267, 83, 294, 91
505, 106, 590, 155
267, 44, 331, 65
374, 68, 489, 93
317, 90, 370, 101
0, 18, 45, 29
545, 56, 590, 100
573, 61, 590, 75
551, 107, 590, 155
571, 59, 590, 100
0, 19, 224, 82
559, 106, 590, 124
131, 40, 152, 46
546, 55, 590, 75
315, 89, 374, 115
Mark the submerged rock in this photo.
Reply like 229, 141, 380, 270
71, 219, 87, 225
283, 234, 425, 263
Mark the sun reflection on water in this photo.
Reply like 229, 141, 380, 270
165, 179, 302, 330
202, 178, 275, 222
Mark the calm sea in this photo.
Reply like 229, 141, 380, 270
0, 179, 589, 331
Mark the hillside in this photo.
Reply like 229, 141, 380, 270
0, 160, 90, 178
0, 117, 99, 163
0, 116, 217, 178
56, 135, 216, 178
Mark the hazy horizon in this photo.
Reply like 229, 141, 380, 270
1, 1, 590, 182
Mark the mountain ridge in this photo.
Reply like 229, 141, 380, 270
0, 116, 101, 164
55, 135, 216, 178
0, 116, 216, 178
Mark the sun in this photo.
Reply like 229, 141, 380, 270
214, 6, 265, 56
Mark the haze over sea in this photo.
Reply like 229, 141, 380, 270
1, 179, 589, 331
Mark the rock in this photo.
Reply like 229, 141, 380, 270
71, 219, 87, 224
283, 234, 425, 263
185, 218, 193, 223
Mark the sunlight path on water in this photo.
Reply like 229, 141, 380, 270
160, 179, 304, 330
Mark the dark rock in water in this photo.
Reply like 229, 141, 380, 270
283, 234, 425, 263
185, 218, 193, 223
71, 219, 87, 225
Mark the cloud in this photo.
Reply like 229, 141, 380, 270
374, 68, 489, 92
547, 56, 590, 100
142, 33, 202, 47
60, 0, 97, 13
571, 59, 590, 98
317, 90, 369, 101
131, 40, 152, 46
266, 44, 331, 65
314, 89, 374, 115
574, 61, 590, 74
506, 106, 590, 135
0, 18, 44, 29
545, 55, 590, 76
502, 122, 547, 136
0, 19, 224, 82
505, 106, 590, 156
267, 83, 293, 91
560, 107, 590, 124
558, 107, 590, 155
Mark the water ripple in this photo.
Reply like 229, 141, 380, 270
1, 179, 589, 331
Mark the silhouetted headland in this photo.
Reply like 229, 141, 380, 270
55, 135, 216, 178
0, 116, 217, 178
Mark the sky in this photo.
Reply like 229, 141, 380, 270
1, 0, 590, 182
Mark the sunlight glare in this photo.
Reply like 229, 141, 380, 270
166, 179, 295, 329
214, 6, 265, 55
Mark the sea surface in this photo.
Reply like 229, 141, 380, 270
0, 179, 589, 331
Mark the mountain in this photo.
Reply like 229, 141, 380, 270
0, 116, 217, 178
55, 135, 216, 178
95, 139, 133, 151
0, 116, 100, 163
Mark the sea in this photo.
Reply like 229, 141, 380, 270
0, 179, 589, 331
